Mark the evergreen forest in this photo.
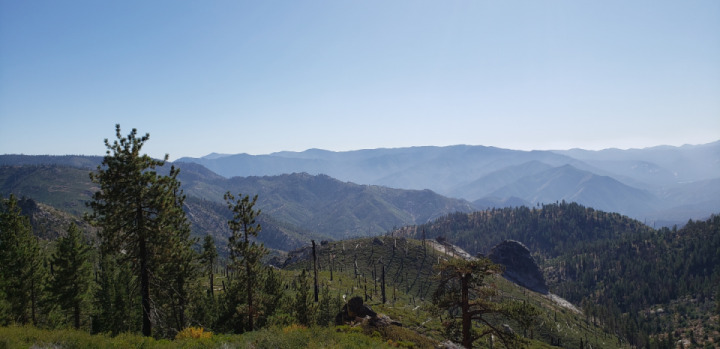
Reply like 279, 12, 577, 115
0, 127, 718, 348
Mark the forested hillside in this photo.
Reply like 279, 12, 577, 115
393, 202, 655, 258
394, 203, 720, 347
556, 215, 720, 345
0, 163, 474, 244
1, 149, 718, 347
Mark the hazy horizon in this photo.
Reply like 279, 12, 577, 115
3, 139, 718, 162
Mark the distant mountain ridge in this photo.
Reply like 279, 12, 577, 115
4, 141, 719, 225
175, 141, 720, 225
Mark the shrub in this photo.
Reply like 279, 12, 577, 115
175, 327, 212, 340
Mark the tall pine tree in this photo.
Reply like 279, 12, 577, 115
87, 124, 194, 337
224, 192, 267, 333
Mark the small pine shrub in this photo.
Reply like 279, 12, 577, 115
175, 326, 212, 339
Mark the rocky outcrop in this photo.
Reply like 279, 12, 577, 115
335, 296, 402, 327
335, 296, 376, 325
488, 240, 548, 294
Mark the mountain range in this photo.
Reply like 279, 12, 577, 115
2, 142, 719, 346
176, 141, 720, 226
0, 161, 474, 251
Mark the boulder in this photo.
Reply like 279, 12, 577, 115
488, 240, 548, 294
335, 296, 401, 327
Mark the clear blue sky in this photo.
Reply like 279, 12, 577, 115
1, 0, 718, 160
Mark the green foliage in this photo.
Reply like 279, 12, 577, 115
399, 202, 655, 259
221, 191, 269, 333
191, 235, 219, 330
87, 124, 197, 337
433, 257, 532, 348
199, 235, 218, 296
292, 269, 316, 326
92, 252, 140, 334
0, 194, 44, 326
316, 283, 333, 326
400, 203, 720, 346
46, 222, 92, 329
0, 165, 96, 217
256, 267, 285, 328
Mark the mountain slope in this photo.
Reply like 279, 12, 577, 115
0, 163, 475, 245
281, 236, 625, 348
0, 165, 97, 216
392, 204, 720, 347
222, 173, 476, 239
448, 160, 554, 200
176, 145, 588, 196
486, 164, 658, 218
175, 142, 720, 224
554, 140, 720, 187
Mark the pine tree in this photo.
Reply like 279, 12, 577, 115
92, 252, 138, 334
152, 175, 198, 337
257, 267, 284, 328
87, 124, 194, 337
192, 235, 219, 331
433, 257, 531, 348
293, 269, 315, 326
316, 284, 332, 326
0, 194, 43, 325
200, 235, 218, 297
224, 192, 267, 332
47, 222, 92, 329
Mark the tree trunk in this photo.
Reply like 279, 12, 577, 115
461, 274, 471, 348
74, 300, 81, 329
246, 256, 253, 331
381, 264, 386, 304
136, 197, 152, 337
30, 277, 37, 325
177, 275, 186, 331
245, 228, 254, 332
209, 258, 215, 297
139, 235, 152, 336
312, 240, 319, 303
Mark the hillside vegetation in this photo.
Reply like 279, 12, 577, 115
282, 236, 626, 348
0, 163, 474, 244
394, 203, 720, 347
2, 143, 719, 348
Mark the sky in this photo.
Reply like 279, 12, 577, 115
1, 1, 719, 161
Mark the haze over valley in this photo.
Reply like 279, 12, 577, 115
1, 0, 719, 347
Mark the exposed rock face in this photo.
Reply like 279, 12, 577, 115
488, 240, 548, 294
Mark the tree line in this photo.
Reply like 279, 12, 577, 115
0, 125, 344, 338
1, 125, 601, 348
